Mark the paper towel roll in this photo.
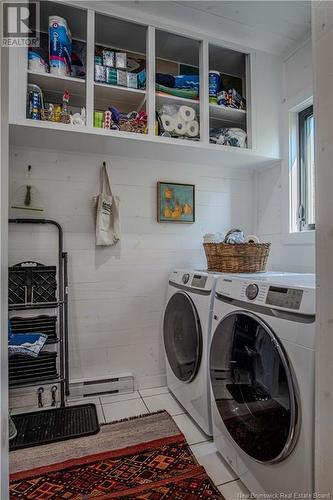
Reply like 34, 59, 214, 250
174, 119, 186, 136
178, 105, 196, 122
49, 16, 72, 76
186, 120, 199, 137
160, 114, 175, 133
246, 235, 260, 243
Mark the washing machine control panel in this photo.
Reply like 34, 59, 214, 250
217, 274, 315, 314
266, 286, 303, 310
239, 281, 268, 304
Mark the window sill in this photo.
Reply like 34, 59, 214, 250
282, 230, 315, 246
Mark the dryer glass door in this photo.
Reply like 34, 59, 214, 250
210, 312, 298, 463
163, 291, 202, 383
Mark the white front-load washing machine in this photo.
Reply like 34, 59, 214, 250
163, 269, 219, 436
209, 272, 315, 495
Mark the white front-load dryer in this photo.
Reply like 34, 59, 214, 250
163, 269, 218, 436
209, 272, 315, 495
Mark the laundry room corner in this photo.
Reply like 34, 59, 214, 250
3, 1, 333, 499
8, 148, 255, 390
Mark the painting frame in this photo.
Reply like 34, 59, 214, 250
157, 182, 195, 223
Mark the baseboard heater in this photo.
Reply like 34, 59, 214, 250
69, 373, 134, 399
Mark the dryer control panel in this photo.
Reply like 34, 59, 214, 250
191, 274, 207, 288
169, 269, 215, 293
266, 286, 303, 310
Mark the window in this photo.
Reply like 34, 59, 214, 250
298, 105, 315, 230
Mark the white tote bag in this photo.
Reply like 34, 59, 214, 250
95, 163, 120, 246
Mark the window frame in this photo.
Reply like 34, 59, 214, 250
298, 104, 315, 232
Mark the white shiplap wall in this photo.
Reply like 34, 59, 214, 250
254, 40, 315, 273
9, 147, 255, 389
254, 161, 315, 272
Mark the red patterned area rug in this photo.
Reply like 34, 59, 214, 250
10, 412, 225, 499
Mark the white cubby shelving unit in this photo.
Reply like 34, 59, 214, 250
8, 1, 280, 168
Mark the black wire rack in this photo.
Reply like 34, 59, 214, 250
8, 219, 69, 406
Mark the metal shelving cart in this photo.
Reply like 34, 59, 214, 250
8, 218, 69, 407
9, 219, 99, 451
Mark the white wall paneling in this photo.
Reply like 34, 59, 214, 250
254, 39, 315, 273
312, 1, 333, 494
8, 147, 255, 389
283, 40, 313, 103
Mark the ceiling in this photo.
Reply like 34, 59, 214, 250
109, 1, 311, 57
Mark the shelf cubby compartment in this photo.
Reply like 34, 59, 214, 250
155, 30, 200, 142
27, 1, 87, 124
94, 84, 146, 113
28, 71, 86, 114
9, 351, 59, 388
94, 13, 147, 134
209, 44, 248, 148
9, 315, 58, 344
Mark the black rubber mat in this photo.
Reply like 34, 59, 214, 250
10, 404, 100, 451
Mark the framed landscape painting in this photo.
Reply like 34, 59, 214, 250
157, 182, 195, 223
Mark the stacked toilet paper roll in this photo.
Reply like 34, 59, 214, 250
178, 106, 198, 137
160, 114, 175, 133
174, 119, 186, 135
159, 104, 199, 138
187, 120, 199, 137
178, 105, 196, 122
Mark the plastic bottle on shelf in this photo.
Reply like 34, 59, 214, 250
209, 71, 221, 104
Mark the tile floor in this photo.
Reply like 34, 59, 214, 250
67, 386, 250, 499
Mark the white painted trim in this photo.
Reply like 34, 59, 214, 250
9, 121, 279, 170
245, 53, 253, 150
199, 40, 209, 144
0, 44, 9, 500
312, 1, 333, 493
280, 86, 313, 237
9, 46, 26, 123
86, 9, 95, 128
146, 26, 156, 137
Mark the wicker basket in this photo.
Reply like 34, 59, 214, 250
119, 119, 146, 134
203, 242, 271, 273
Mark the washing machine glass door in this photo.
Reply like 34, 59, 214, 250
163, 291, 202, 383
210, 311, 298, 463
